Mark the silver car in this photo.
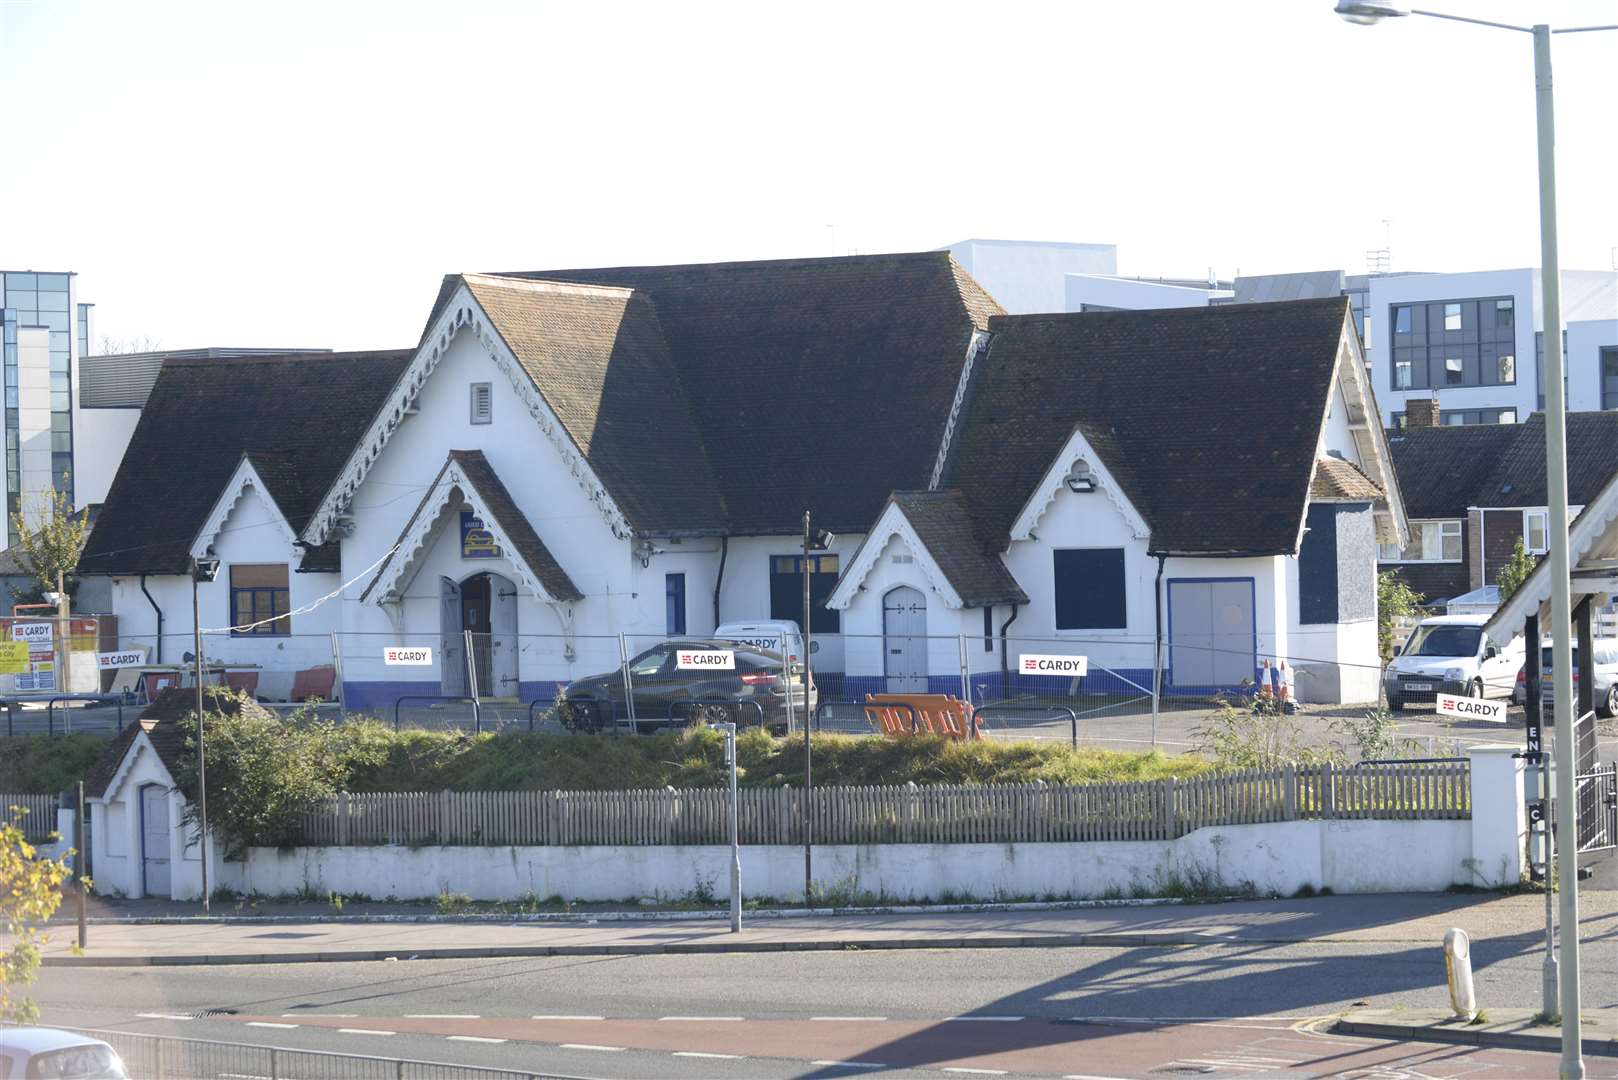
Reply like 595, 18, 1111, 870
0, 1029, 128, 1079
1512, 637, 1618, 716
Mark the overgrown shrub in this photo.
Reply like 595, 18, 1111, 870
1194, 699, 1327, 769
0, 735, 108, 794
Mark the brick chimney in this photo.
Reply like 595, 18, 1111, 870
1405, 395, 1440, 429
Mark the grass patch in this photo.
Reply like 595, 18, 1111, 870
0, 735, 111, 794
336, 722, 1214, 791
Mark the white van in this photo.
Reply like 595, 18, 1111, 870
713, 619, 818, 712
1383, 613, 1523, 710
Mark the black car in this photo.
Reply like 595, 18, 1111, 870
557, 638, 806, 733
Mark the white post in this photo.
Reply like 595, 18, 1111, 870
618, 632, 636, 729
1532, 24, 1583, 1077
329, 631, 346, 717
715, 722, 741, 932
1443, 928, 1478, 1022
1467, 744, 1528, 887
958, 634, 969, 705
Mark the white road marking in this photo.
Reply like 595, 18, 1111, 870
944, 1015, 1024, 1022
408, 1013, 481, 1019
1064, 1074, 1135, 1080
137, 1013, 192, 1021
282, 1013, 357, 1018
673, 1051, 744, 1059
447, 1035, 507, 1044
811, 1016, 887, 1021
943, 1070, 1008, 1076
1176, 1061, 1278, 1071
337, 1028, 396, 1036
810, 1062, 886, 1070
560, 1044, 625, 1052
659, 1015, 744, 1021
245, 1022, 298, 1030
532, 1014, 606, 1021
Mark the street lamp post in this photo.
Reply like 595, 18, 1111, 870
800, 512, 834, 902
1335, 6, 1616, 1076
189, 554, 220, 914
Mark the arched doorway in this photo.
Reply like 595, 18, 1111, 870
883, 586, 928, 693
441, 571, 519, 699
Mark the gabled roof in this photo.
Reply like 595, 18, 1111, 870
830, 491, 1028, 611
79, 350, 412, 576
945, 297, 1361, 556
1310, 456, 1383, 503
361, 450, 583, 604
86, 688, 272, 800
428, 252, 1002, 534
460, 275, 728, 535
1383, 423, 1520, 519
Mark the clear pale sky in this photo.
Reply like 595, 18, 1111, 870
2, 0, 1615, 352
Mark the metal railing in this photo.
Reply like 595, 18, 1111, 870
394, 694, 481, 733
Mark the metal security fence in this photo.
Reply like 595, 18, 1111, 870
293, 761, 1469, 847
38, 1026, 559, 1080
2, 792, 58, 840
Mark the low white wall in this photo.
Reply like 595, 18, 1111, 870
227, 819, 1472, 903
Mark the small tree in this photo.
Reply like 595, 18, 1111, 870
1377, 571, 1425, 665
8, 482, 91, 606
1, 808, 74, 1022
1496, 537, 1538, 603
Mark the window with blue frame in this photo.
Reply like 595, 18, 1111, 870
665, 572, 686, 635
230, 564, 291, 636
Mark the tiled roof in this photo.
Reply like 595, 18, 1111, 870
891, 491, 1028, 607
946, 298, 1354, 556
1477, 412, 1618, 508
461, 275, 727, 535
86, 688, 273, 799
79, 350, 413, 576
446, 252, 1001, 534
1383, 423, 1519, 519
1310, 457, 1383, 502
360, 451, 583, 604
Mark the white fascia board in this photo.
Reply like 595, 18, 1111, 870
1485, 469, 1618, 646
1333, 313, 1409, 547
189, 455, 298, 561
302, 282, 632, 547
100, 731, 167, 803
367, 456, 566, 606
1009, 426, 1148, 542
827, 499, 964, 611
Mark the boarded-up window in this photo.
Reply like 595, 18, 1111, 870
1054, 549, 1126, 630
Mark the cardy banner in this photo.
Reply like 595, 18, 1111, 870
677, 649, 735, 670
1436, 693, 1506, 723
96, 650, 146, 670
384, 646, 433, 666
1019, 653, 1089, 677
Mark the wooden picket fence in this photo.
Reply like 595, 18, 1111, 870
294, 760, 1470, 847
2, 793, 60, 841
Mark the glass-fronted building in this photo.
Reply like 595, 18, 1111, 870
1, 270, 90, 546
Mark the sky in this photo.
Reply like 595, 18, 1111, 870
2, 0, 1615, 352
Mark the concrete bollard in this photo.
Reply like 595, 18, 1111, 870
1444, 927, 1477, 1022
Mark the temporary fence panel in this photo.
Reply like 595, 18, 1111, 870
294, 761, 1470, 848
2, 792, 58, 840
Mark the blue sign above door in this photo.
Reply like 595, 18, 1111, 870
460, 510, 501, 559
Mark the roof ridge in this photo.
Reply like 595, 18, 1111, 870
988, 295, 1350, 325
463, 273, 637, 300
498, 250, 950, 278
161, 348, 410, 368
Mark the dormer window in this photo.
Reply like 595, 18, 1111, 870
470, 383, 492, 424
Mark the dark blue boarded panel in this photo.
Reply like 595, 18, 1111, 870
1299, 503, 1339, 625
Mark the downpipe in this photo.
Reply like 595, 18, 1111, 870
139, 574, 164, 663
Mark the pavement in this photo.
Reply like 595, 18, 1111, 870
41, 886, 1618, 967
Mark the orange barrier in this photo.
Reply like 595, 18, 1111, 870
864, 693, 981, 740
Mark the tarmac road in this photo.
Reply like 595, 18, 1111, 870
29, 937, 1618, 1078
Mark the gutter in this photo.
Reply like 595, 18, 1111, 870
712, 535, 728, 628
139, 574, 164, 663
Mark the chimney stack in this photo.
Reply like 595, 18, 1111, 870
1405, 395, 1440, 429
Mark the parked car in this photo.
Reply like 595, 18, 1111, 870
557, 638, 811, 733
713, 618, 818, 706
0, 1029, 128, 1079
1511, 636, 1618, 716
1383, 614, 1523, 711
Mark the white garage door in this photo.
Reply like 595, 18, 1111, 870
1169, 579, 1255, 689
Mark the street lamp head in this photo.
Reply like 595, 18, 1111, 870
191, 555, 221, 583
1334, 0, 1410, 25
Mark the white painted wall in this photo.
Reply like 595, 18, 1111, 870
1567, 318, 1618, 412
87, 735, 209, 900
71, 408, 142, 510
945, 239, 1117, 315
225, 818, 1473, 903
1064, 274, 1227, 312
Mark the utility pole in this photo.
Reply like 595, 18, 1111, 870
189, 555, 219, 913
801, 511, 813, 902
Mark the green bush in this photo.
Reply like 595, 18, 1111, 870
332, 720, 1213, 792
0, 736, 109, 794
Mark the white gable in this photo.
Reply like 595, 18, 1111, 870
189, 457, 298, 562
828, 499, 966, 610
1010, 426, 1149, 543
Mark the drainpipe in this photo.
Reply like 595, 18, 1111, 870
711, 536, 728, 630
1152, 554, 1166, 746
139, 574, 164, 663
998, 603, 1020, 696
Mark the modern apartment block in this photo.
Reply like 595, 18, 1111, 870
1, 270, 92, 546
1367, 268, 1618, 429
